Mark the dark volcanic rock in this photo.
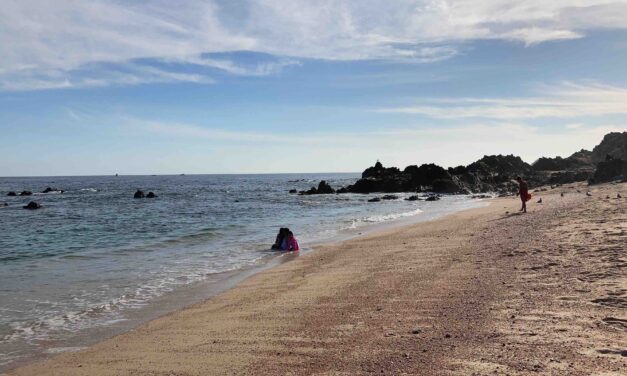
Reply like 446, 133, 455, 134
405, 195, 419, 201
367, 197, 381, 202
425, 195, 440, 201
533, 149, 593, 171
146, 192, 157, 198
23, 201, 41, 210
591, 158, 626, 183
431, 178, 460, 193
7, 192, 17, 196
289, 189, 297, 194
19, 191, 33, 196
134, 190, 145, 198
42, 187, 64, 193
299, 180, 335, 195
316, 180, 335, 194
591, 132, 627, 163
381, 194, 398, 200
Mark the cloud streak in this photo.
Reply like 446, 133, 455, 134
2, 1, 627, 90
377, 81, 627, 119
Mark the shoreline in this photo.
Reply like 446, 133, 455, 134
1, 195, 487, 373
6, 182, 625, 375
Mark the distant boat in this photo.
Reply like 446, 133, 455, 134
180, 173, 185, 176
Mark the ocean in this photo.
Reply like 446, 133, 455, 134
0, 173, 487, 370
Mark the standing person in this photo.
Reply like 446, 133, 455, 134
516, 176, 531, 213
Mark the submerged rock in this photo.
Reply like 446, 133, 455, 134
405, 195, 419, 201
134, 190, 145, 198
19, 191, 32, 196
367, 197, 381, 202
288, 189, 297, 194
146, 192, 157, 198
42, 187, 64, 194
23, 201, 41, 210
381, 194, 398, 200
425, 195, 440, 201
7, 191, 17, 196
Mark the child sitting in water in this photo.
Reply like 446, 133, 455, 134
283, 231, 300, 251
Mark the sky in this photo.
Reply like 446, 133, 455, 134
1, 0, 627, 176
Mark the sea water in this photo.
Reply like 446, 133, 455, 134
0, 173, 487, 370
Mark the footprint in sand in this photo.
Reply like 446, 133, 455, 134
591, 296, 627, 309
602, 317, 627, 331
596, 348, 627, 357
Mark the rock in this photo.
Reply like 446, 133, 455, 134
288, 189, 297, 194
618, 193, 622, 198
425, 195, 440, 201
42, 187, 59, 193
381, 194, 398, 200
537, 198, 542, 203
586, 191, 592, 196
431, 178, 459, 193
368, 197, 381, 202
299, 180, 335, 195
405, 195, 419, 201
411, 328, 423, 334
336, 187, 348, 194
146, 192, 157, 198
134, 190, 145, 198
7, 192, 17, 196
23, 201, 41, 210
19, 191, 32, 196
316, 180, 335, 194
2, 202, 7, 207
591, 158, 626, 184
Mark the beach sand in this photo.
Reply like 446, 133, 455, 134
6, 182, 626, 375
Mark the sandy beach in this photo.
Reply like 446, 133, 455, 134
6, 182, 625, 376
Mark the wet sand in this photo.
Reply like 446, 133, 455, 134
6, 182, 626, 375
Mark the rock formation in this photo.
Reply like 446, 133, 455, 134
23, 201, 41, 210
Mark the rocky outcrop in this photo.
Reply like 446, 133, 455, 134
146, 192, 158, 198
533, 149, 594, 171
288, 189, 297, 194
19, 191, 33, 196
591, 157, 626, 183
591, 132, 627, 163
42, 187, 64, 194
299, 180, 335, 195
7, 192, 16, 196
23, 201, 41, 210
134, 190, 145, 198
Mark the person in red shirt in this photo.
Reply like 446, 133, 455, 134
516, 176, 531, 213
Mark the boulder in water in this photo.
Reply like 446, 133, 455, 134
367, 197, 381, 202
19, 191, 32, 196
405, 195, 419, 201
381, 194, 398, 200
7, 192, 17, 196
42, 187, 64, 194
23, 201, 41, 210
289, 189, 297, 194
146, 192, 157, 198
134, 190, 145, 198
425, 195, 440, 201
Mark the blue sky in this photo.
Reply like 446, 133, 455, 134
1, 1, 627, 176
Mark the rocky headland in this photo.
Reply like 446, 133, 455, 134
299, 131, 626, 196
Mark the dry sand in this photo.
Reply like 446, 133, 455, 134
6, 182, 626, 375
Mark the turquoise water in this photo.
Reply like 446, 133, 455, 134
0, 173, 485, 370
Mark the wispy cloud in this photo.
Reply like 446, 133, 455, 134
2, 1, 627, 91
377, 81, 627, 119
